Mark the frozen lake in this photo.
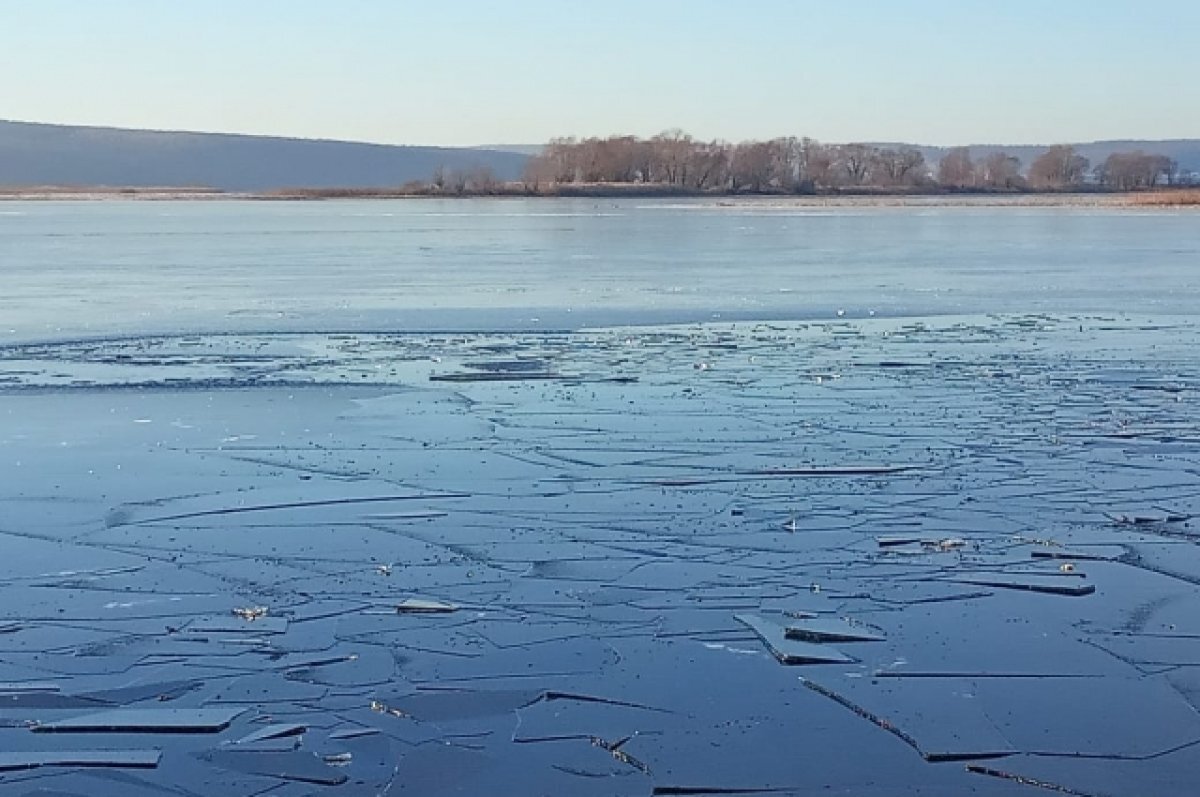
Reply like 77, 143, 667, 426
2, 198, 1199, 342
1, 200, 1199, 795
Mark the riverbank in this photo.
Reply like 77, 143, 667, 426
2, 184, 1199, 206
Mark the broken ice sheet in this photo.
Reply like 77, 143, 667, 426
734, 614, 854, 665
0, 749, 162, 773
0, 682, 62, 694
395, 598, 459, 614
101, 481, 469, 529
388, 737, 653, 797
282, 644, 397, 688
13, 769, 183, 797
875, 535, 925, 547
613, 702, 1011, 795
401, 636, 621, 684
75, 679, 201, 705
513, 693, 670, 743
1030, 547, 1119, 562
229, 723, 307, 745
32, 708, 245, 734
866, 598, 1129, 678
468, 618, 611, 650
966, 676, 1200, 758
0, 581, 235, 623
328, 726, 380, 740
379, 688, 541, 723
0, 692, 107, 710
207, 673, 328, 705
784, 618, 885, 643
1089, 631, 1200, 668
309, 734, 404, 793
968, 744, 1200, 797
196, 749, 348, 786
4, 317, 1200, 794
799, 675, 1016, 762
941, 574, 1097, 596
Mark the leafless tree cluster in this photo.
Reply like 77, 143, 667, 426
1094, 151, 1177, 191
938, 146, 1072, 191
431, 164, 500, 195
941, 145, 1181, 192
1027, 145, 1091, 190
421, 132, 1191, 195
523, 132, 931, 193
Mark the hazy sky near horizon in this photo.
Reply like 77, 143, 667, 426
3, 0, 1198, 147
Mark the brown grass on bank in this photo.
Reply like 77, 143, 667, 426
264, 186, 423, 199
1125, 190, 1200, 206
5, 183, 1200, 205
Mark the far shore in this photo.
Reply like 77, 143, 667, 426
1, 185, 1198, 207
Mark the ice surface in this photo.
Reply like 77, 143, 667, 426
3, 229, 1200, 794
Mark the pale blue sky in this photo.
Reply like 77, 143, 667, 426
2, 1, 1197, 146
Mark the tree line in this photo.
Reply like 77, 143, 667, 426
508, 131, 1186, 194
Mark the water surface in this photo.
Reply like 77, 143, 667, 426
2, 198, 1197, 342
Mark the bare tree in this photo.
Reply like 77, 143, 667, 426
729, 141, 776, 192
541, 137, 580, 183
446, 169, 469, 195
976, 152, 1024, 190
632, 139, 657, 183
1097, 151, 1175, 190
803, 140, 837, 190
653, 129, 695, 186
937, 147, 976, 189
875, 147, 927, 187
837, 144, 875, 186
601, 136, 641, 183
1028, 145, 1089, 190
686, 141, 730, 190
465, 165, 498, 194
521, 155, 557, 193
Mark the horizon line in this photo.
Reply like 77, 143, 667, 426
3, 117, 1198, 153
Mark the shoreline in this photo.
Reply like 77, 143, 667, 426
1, 186, 1198, 207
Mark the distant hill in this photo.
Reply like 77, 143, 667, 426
895, 140, 1200, 175
0, 120, 530, 191
3, 120, 1197, 190
472, 144, 545, 157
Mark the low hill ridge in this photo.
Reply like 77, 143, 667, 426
0, 120, 528, 191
